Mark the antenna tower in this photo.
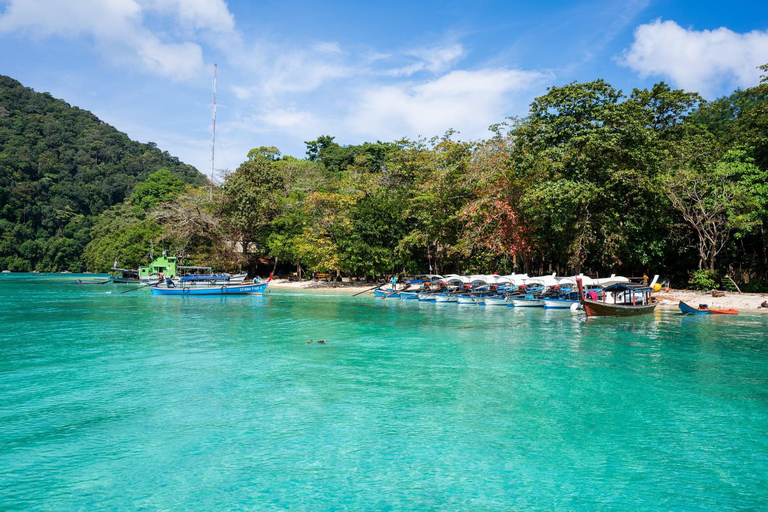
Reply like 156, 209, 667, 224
210, 64, 217, 198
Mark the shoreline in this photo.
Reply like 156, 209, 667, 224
268, 279, 768, 312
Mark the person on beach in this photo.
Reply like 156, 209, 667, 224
390, 275, 398, 291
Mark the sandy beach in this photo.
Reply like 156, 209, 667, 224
269, 278, 768, 312
653, 290, 768, 312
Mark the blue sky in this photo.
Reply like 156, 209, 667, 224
1, 0, 767, 179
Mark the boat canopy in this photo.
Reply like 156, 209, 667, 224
602, 282, 653, 292
503, 274, 529, 285
181, 274, 231, 282
593, 274, 630, 286
409, 274, 444, 284
525, 275, 559, 287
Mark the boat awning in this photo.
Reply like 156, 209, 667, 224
181, 274, 230, 282
603, 283, 653, 292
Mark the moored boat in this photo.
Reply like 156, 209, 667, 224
679, 301, 738, 315
509, 297, 544, 307
110, 267, 140, 284
576, 278, 656, 317
151, 279, 268, 296
75, 278, 111, 285
542, 298, 579, 309
374, 287, 399, 298
484, 296, 509, 306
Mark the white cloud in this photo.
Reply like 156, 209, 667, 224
0, 0, 235, 80
0, 0, 141, 37
227, 41, 354, 98
140, 0, 235, 32
621, 19, 768, 96
254, 108, 322, 137
383, 43, 465, 77
410, 43, 464, 73
347, 68, 551, 141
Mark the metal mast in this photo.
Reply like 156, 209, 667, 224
209, 64, 217, 198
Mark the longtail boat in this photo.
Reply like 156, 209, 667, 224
75, 278, 111, 285
110, 267, 140, 284
679, 301, 738, 315
151, 275, 270, 296
576, 278, 657, 317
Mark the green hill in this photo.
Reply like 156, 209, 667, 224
0, 75, 207, 271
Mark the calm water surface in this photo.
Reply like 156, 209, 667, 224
1, 274, 767, 510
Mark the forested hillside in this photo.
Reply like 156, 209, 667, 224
0, 76, 206, 271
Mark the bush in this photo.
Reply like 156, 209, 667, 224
742, 279, 768, 293
688, 269, 719, 291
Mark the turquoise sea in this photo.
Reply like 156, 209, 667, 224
1, 274, 767, 510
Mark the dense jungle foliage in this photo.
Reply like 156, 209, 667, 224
0, 75, 206, 272
2, 69, 767, 289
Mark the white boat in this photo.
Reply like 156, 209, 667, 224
510, 297, 544, 307
542, 298, 579, 309
484, 296, 509, 306
456, 295, 477, 304
434, 294, 457, 303
418, 292, 436, 302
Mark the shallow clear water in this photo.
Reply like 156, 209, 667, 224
1, 274, 768, 510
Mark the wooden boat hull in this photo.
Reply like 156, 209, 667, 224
576, 278, 657, 317
151, 282, 268, 296
581, 299, 657, 317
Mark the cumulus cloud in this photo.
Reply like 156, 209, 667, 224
347, 68, 551, 141
621, 19, 768, 96
227, 40, 354, 98
0, 0, 234, 80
